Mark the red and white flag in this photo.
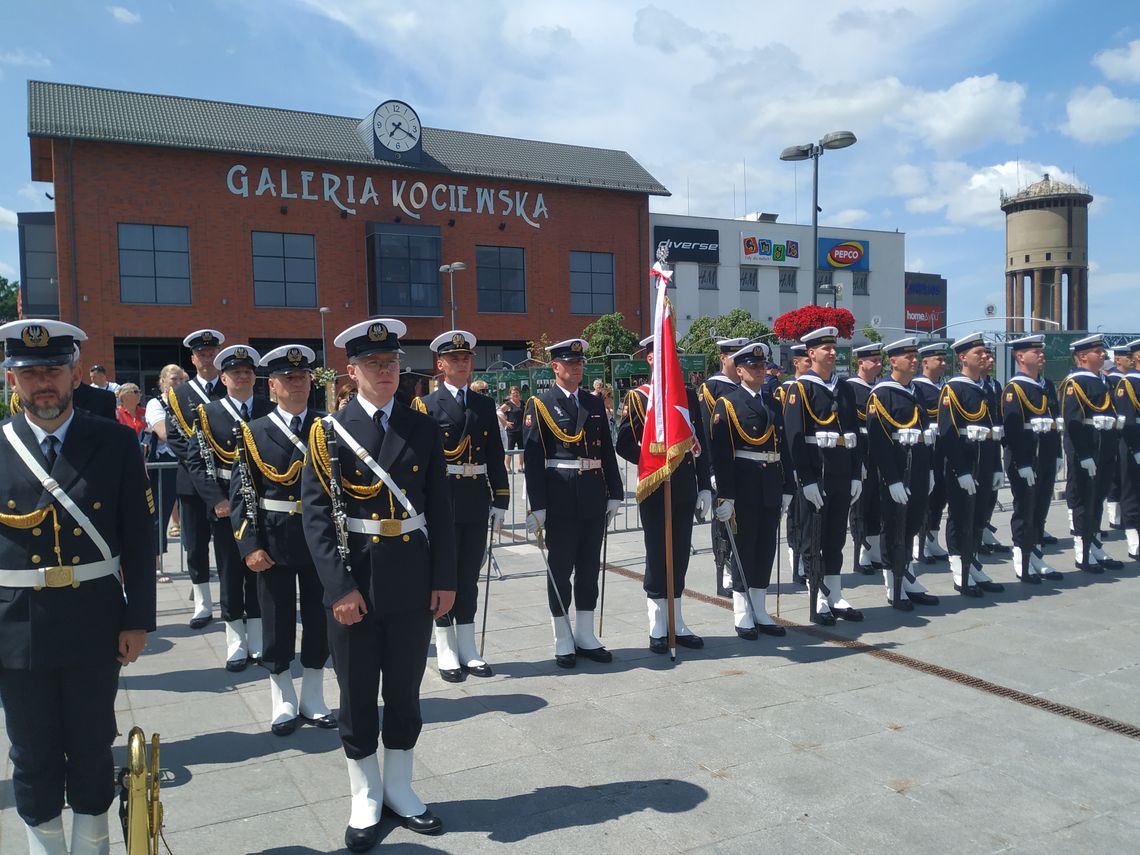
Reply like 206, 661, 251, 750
636, 260, 697, 503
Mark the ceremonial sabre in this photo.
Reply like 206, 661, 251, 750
534, 522, 576, 649
479, 514, 495, 658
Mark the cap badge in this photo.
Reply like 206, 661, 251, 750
234, 347, 249, 361
368, 323, 388, 342
571, 341, 583, 353
287, 347, 304, 366
21, 325, 49, 348
201, 332, 216, 344
451, 333, 466, 348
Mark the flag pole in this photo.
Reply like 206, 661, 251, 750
664, 476, 677, 661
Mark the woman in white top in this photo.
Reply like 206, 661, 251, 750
145, 364, 188, 581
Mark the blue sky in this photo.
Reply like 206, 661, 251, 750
1, 0, 1138, 334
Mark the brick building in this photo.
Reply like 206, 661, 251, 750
18, 81, 667, 394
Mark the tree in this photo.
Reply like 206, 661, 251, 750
678, 308, 774, 373
524, 332, 554, 365
861, 324, 883, 343
0, 276, 18, 324
579, 312, 641, 361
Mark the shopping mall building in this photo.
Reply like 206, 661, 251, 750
17, 81, 667, 392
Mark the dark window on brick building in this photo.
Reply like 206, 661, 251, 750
366, 223, 441, 316
117, 224, 190, 304
476, 246, 526, 313
252, 231, 317, 307
569, 251, 614, 315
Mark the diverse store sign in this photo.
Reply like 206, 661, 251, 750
818, 238, 870, 271
225, 163, 550, 228
740, 234, 801, 266
653, 226, 720, 263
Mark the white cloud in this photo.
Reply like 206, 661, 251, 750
1061, 85, 1140, 143
0, 260, 17, 279
829, 208, 870, 227
1093, 39, 1140, 84
891, 75, 1027, 156
107, 6, 141, 25
0, 206, 17, 231
0, 49, 50, 67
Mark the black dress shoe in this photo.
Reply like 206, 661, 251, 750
756, 623, 787, 637
345, 822, 381, 852
649, 636, 669, 654
811, 611, 837, 626
833, 607, 864, 622
857, 563, 877, 576
1129, 551, 1140, 561
735, 626, 759, 640
976, 543, 992, 555
225, 656, 248, 672
1076, 562, 1104, 574
575, 646, 613, 663
1041, 533, 1058, 545
439, 668, 466, 683
271, 718, 297, 737
1040, 569, 1064, 580
1017, 573, 1042, 584
954, 583, 983, 597
978, 580, 1005, 593
383, 805, 443, 835
462, 662, 494, 678
990, 544, 1012, 554
715, 586, 732, 598
300, 712, 338, 729
795, 575, 807, 587
891, 598, 915, 611
676, 633, 704, 649
1099, 556, 1124, 569
189, 614, 213, 630
1109, 521, 1125, 530
906, 591, 940, 606
555, 653, 576, 668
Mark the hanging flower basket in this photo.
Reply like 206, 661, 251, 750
773, 306, 856, 341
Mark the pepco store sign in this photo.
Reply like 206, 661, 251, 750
818, 238, 870, 271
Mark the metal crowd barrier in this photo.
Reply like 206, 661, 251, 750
145, 459, 185, 577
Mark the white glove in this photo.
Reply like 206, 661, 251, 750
526, 509, 547, 534
929, 471, 935, 492
1116, 415, 1127, 430
816, 432, 838, 449
710, 473, 717, 492
990, 425, 1005, 441
888, 481, 909, 504
966, 425, 990, 442
802, 482, 825, 511
606, 499, 624, 526
1079, 458, 1096, 477
1134, 451, 1140, 465
1055, 417, 1065, 432
957, 473, 976, 495
1016, 466, 1036, 487
992, 472, 1003, 490
923, 426, 938, 445
714, 498, 735, 521
781, 493, 793, 513
897, 428, 920, 446
490, 506, 507, 531
850, 479, 862, 502
843, 432, 858, 449
695, 490, 712, 520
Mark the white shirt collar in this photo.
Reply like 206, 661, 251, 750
442, 381, 468, 398
228, 394, 255, 411
25, 410, 76, 448
355, 395, 394, 425
554, 383, 578, 399
275, 406, 307, 426
740, 384, 762, 397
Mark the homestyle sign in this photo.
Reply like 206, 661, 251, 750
225, 164, 551, 228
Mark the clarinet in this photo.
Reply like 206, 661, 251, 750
158, 393, 182, 441
324, 418, 353, 572
233, 422, 258, 536
195, 412, 218, 480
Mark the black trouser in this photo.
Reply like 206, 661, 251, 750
879, 460, 929, 574
212, 518, 260, 621
711, 498, 732, 574
1007, 457, 1038, 553
257, 562, 329, 674
925, 448, 947, 533
329, 608, 432, 758
179, 492, 213, 584
1097, 433, 1119, 520
730, 497, 779, 590
1120, 438, 1140, 529
638, 486, 695, 598
945, 445, 986, 560
815, 451, 854, 572
1032, 454, 1058, 542
0, 662, 120, 825
436, 519, 489, 626
544, 512, 606, 615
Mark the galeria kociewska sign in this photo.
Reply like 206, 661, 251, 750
225, 164, 550, 228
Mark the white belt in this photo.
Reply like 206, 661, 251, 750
0, 556, 120, 590
804, 434, 853, 447
546, 459, 603, 472
217, 467, 233, 481
957, 430, 993, 440
258, 498, 301, 514
734, 450, 779, 463
446, 463, 487, 477
347, 514, 427, 537
892, 431, 928, 444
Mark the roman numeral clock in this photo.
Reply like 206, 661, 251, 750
357, 99, 423, 163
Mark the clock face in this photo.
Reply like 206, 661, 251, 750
373, 100, 421, 154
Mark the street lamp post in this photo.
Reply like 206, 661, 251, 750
319, 306, 331, 365
779, 130, 858, 307
439, 262, 468, 329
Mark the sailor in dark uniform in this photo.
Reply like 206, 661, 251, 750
774, 343, 810, 584
0, 320, 155, 855
523, 338, 623, 667
164, 328, 228, 630
849, 343, 884, 574
708, 342, 792, 636
230, 345, 333, 736
866, 338, 939, 609
302, 319, 456, 851
1001, 335, 1063, 583
185, 344, 271, 670
1060, 334, 1123, 572
1114, 339, 1140, 560
616, 334, 712, 651
783, 327, 864, 625
912, 341, 950, 562
412, 330, 509, 682
978, 347, 1012, 554
1104, 347, 1132, 529
696, 336, 748, 597
939, 333, 1004, 596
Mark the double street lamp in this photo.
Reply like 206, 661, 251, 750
779, 130, 858, 307
439, 261, 467, 329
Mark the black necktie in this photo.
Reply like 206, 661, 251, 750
373, 411, 386, 444
208, 380, 221, 399
240, 402, 250, 421
42, 435, 59, 469
564, 391, 578, 421
290, 415, 302, 434
456, 388, 465, 409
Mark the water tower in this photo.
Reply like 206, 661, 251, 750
1001, 173, 1092, 332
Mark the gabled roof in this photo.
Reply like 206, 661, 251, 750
27, 80, 669, 196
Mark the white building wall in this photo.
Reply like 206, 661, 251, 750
651, 212, 906, 344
